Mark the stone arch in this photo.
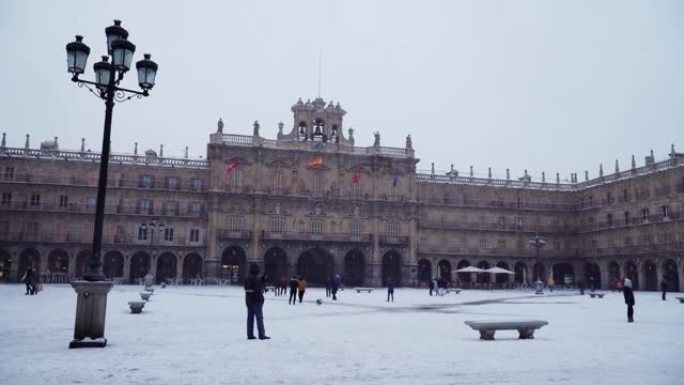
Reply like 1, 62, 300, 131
532, 262, 547, 282
18, 248, 41, 279
103, 250, 124, 279
662, 258, 679, 292
183, 253, 203, 281
417, 259, 432, 283
643, 259, 657, 291
495, 261, 511, 284
456, 260, 471, 283
156, 252, 177, 284
553, 263, 575, 285
476, 261, 490, 283
584, 262, 601, 290
298, 248, 335, 285
48, 248, 69, 274
264, 247, 288, 286
608, 260, 620, 288
624, 260, 639, 290
75, 250, 91, 278
130, 251, 151, 282
343, 249, 365, 286
437, 259, 452, 282
1, 249, 12, 281
382, 249, 402, 286
514, 261, 527, 284
221, 246, 247, 284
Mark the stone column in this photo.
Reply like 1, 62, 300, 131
599, 260, 610, 290
69, 281, 114, 348
149, 254, 158, 280
176, 254, 184, 282
10, 249, 19, 281
122, 255, 131, 283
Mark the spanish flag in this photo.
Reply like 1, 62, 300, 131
352, 167, 361, 184
308, 155, 323, 168
225, 157, 239, 175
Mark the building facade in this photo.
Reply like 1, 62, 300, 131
1, 98, 683, 291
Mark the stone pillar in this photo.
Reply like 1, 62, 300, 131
10, 250, 20, 281
176, 254, 184, 281
69, 281, 114, 348
123, 255, 131, 283
150, 254, 158, 280
679, 259, 684, 292
599, 260, 610, 290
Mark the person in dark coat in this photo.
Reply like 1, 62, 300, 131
244, 263, 269, 340
387, 277, 395, 302
22, 266, 34, 295
325, 277, 332, 298
288, 276, 299, 305
428, 278, 435, 296
331, 275, 339, 301
622, 277, 635, 323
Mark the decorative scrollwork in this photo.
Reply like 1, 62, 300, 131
77, 81, 104, 99
114, 90, 143, 103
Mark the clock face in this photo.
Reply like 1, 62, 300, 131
314, 142, 324, 151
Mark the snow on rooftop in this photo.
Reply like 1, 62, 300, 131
0, 284, 682, 385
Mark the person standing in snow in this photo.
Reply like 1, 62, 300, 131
622, 277, 635, 323
660, 279, 668, 301
325, 277, 332, 298
387, 277, 395, 302
244, 263, 270, 340
288, 276, 299, 305
298, 276, 307, 303
429, 278, 435, 296
22, 265, 34, 295
331, 276, 339, 301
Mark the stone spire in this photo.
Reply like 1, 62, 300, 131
1, 132, 5, 149
671, 144, 676, 157
631, 154, 636, 169
599, 164, 604, 177
25, 134, 30, 150
54, 137, 59, 149
159, 144, 164, 157
217, 118, 224, 133
373, 131, 380, 147
431, 162, 435, 175
134, 142, 138, 155
348, 128, 354, 144
253, 120, 260, 137
542, 172, 545, 183
278, 122, 284, 136
488, 167, 492, 179
615, 159, 619, 173
469, 166, 473, 177
406, 134, 412, 150
80, 138, 85, 152
585, 170, 588, 182
184, 146, 188, 159
556, 172, 560, 184
506, 169, 510, 181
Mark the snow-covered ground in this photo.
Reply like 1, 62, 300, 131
1, 284, 682, 385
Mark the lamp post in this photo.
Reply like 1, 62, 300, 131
65, 20, 158, 348
529, 233, 546, 294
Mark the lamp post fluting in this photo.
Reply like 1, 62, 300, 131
65, 20, 158, 348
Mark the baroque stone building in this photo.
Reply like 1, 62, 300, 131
1, 97, 683, 290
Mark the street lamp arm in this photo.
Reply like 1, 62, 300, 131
72, 76, 149, 101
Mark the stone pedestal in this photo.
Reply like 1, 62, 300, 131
69, 281, 114, 349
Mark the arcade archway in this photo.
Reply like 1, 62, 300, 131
156, 252, 177, 284
183, 253, 203, 281
437, 259, 452, 282
382, 250, 402, 286
417, 259, 432, 283
221, 246, 247, 283
130, 251, 151, 282
298, 248, 334, 285
103, 250, 124, 279
344, 249, 365, 286
264, 247, 288, 285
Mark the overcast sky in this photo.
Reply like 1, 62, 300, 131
1, 0, 682, 180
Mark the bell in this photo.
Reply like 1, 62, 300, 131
314, 125, 322, 136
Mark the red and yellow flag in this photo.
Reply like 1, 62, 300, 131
225, 157, 239, 175
352, 167, 361, 184
307, 155, 323, 168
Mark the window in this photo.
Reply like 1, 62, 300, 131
4, 167, 14, 180
273, 170, 282, 194
498, 216, 506, 228
230, 172, 241, 190
138, 225, 148, 241
624, 211, 631, 225
479, 239, 488, 249
164, 227, 174, 241
642, 208, 650, 221
139, 175, 154, 188
623, 189, 629, 202
310, 218, 324, 235
351, 183, 361, 199
191, 178, 203, 191
166, 177, 179, 190
497, 239, 506, 249
386, 221, 399, 236
269, 217, 284, 233
624, 237, 633, 246
190, 229, 200, 242
139, 199, 152, 215
59, 195, 68, 208
163, 201, 179, 216
516, 216, 524, 229
312, 172, 323, 196
606, 191, 613, 204
350, 219, 361, 236
607, 213, 613, 227
189, 202, 202, 216
1, 192, 11, 206
30, 193, 41, 206
85, 196, 96, 210
23, 222, 39, 239
661, 205, 670, 218
227, 216, 242, 231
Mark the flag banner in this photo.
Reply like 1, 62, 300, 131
225, 157, 239, 175
308, 155, 324, 168
392, 174, 399, 187
352, 166, 361, 184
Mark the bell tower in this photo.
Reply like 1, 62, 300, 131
279, 97, 352, 146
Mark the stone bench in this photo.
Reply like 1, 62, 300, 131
128, 301, 146, 314
355, 288, 374, 293
264, 286, 276, 293
140, 292, 152, 301
446, 288, 462, 294
588, 292, 605, 298
464, 320, 549, 340
676, 297, 684, 303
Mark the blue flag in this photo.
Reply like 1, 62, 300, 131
392, 174, 399, 187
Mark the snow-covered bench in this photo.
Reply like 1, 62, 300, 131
355, 288, 373, 293
446, 288, 462, 294
464, 320, 549, 340
588, 292, 605, 298
128, 301, 145, 313
676, 297, 684, 303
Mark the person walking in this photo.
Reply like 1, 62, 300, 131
21, 266, 34, 295
387, 277, 395, 302
288, 276, 299, 305
244, 263, 270, 340
623, 277, 635, 323
297, 276, 307, 303
325, 277, 332, 298
429, 278, 435, 296
331, 276, 339, 301
278, 275, 287, 296
660, 279, 668, 301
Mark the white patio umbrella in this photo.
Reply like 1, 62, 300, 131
485, 266, 515, 275
455, 266, 486, 273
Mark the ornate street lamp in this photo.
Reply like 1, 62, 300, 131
529, 233, 546, 294
65, 20, 158, 348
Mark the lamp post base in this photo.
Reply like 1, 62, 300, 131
69, 281, 114, 349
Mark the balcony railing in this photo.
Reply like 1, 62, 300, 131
218, 230, 252, 240
0, 201, 205, 218
0, 172, 208, 192
261, 231, 373, 243
2, 231, 198, 247
418, 219, 573, 234
379, 234, 409, 245
582, 242, 684, 257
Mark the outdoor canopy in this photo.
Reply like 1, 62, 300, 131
485, 266, 515, 275
455, 266, 486, 273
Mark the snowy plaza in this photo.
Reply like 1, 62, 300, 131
1, 284, 683, 385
